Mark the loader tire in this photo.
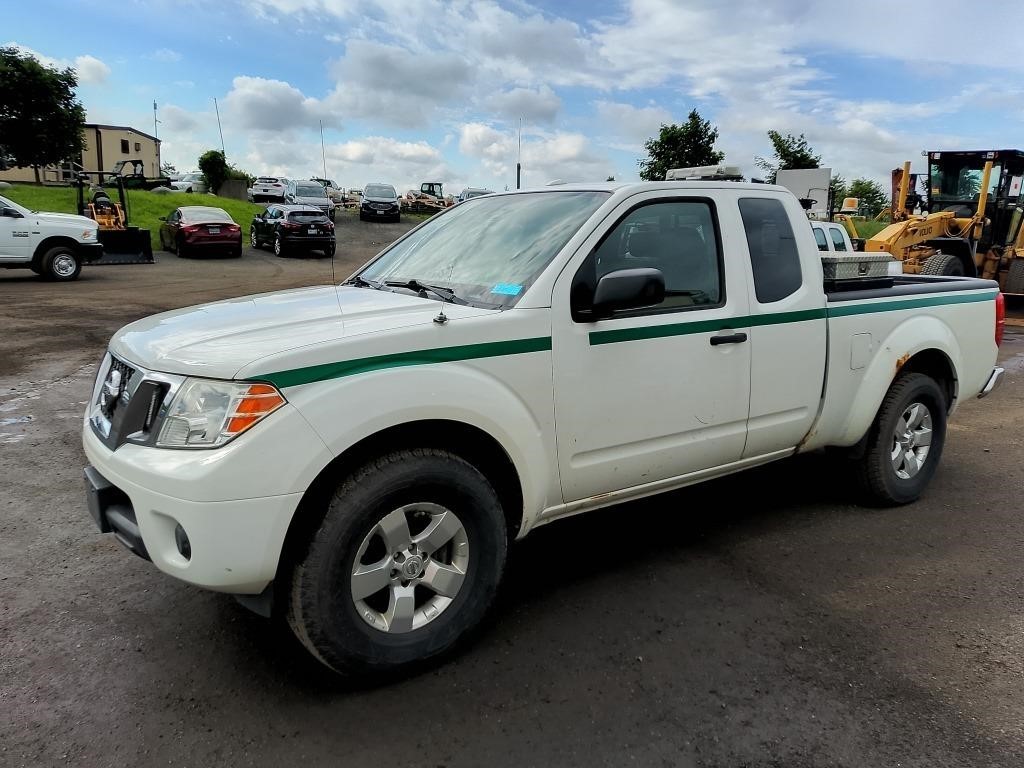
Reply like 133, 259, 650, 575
1004, 260, 1024, 295
921, 253, 963, 276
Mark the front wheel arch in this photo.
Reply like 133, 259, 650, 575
276, 420, 524, 598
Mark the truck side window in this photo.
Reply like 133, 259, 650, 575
739, 198, 802, 303
581, 200, 722, 315
813, 227, 829, 251
829, 227, 848, 252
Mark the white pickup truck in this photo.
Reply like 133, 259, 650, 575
82, 182, 1004, 675
0, 193, 103, 280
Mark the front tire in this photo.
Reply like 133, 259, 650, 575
287, 448, 507, 676
41, 246, 82, 281
856, 372, 947, 505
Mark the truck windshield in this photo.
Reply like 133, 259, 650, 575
357, 190, 608, 308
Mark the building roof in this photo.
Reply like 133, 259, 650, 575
84, 123, 161, 144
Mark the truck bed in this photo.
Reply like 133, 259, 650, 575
826, 275, 999, 302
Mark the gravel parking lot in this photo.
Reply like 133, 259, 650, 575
3, 220, 1024, 767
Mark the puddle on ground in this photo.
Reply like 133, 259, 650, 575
0, 416, 34, 426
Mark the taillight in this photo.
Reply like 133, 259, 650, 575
225, 224, 240, 231
325, 221, 335, 230
280, 221, 301, 230
995, 292, 1006, 347
182, 224, 201, 234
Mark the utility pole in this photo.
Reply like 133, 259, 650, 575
153, 101, 159, 139
516, 117, 522, 190
213, 97, 226, 160
320, 120, 328, 180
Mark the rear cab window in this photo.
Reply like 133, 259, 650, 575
738, 197, 802, 303
829, 226, 848, 251
813, 226, 829, 251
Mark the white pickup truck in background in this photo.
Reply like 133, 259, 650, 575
82, 182, 1004, 676
0, 193, 103, 280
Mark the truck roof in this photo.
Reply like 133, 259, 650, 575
499, 181, 792, 195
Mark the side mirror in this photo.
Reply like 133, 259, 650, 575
590, 268, 665, 319
158, 216, 166, 221
1, 207, 23, 218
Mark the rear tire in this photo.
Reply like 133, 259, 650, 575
324, 244, 336, 258
250, 229, 260, 250
274, 233, 286, 258
855, 373, 947, 506
921, 252, 964, 276
41, 246, 82, 281
1004, 259, 1024, 294
176, 237, 189, 258
286, 448, 507, 676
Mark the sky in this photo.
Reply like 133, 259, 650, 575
6, 0, 1024, 195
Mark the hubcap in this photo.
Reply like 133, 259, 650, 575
891, 401, 933, 479
250, 230, 257, 247
53, 254, 76, 277
350, 503, 469, 634
274, 237, 281, 255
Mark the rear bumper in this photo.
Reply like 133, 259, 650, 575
978, 366, 1004, 398
76, 242, 105, 263
184, 237, 242, 249
282, 235, 335, 247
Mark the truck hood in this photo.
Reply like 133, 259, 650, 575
109, 285, 494, 378
30, 211, 97, 228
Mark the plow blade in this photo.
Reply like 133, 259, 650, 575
92, 228, 155, 265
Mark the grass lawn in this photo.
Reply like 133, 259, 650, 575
1, 184, 268, 250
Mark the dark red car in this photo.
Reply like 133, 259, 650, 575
158, 206, 242, 258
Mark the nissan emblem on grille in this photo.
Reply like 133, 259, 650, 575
100, 367, 124, 418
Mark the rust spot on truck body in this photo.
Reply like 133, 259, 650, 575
896, 352, 911, 374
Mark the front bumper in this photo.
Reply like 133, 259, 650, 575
76, 242, 105, 263
978, 366, 1004, 398
82, 404, 333, 593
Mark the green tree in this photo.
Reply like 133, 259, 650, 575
755, 131, 821, 183
829, 173, 848, 214
849, 177, 888, 217
638, 110, 725, 181
198, 150, 229, 192
0, 46, 86, 183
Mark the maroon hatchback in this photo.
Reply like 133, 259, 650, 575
158, 206, 243, 258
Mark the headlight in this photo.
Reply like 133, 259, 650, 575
156, 378, 285, 448
82, 229, 95, 239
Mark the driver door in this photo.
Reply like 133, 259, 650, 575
551, 193, 752, 502
0, 207, 29, 262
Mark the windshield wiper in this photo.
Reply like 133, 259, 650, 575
343, 275, 383, 289
384, 279, 468, 305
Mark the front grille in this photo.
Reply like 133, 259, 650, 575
91, 355, 170, 450
374, 203, 393, 210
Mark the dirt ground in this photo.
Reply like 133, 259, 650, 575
3, 220, 1024, 767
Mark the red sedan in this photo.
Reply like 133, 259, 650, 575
158, 206, 242, 258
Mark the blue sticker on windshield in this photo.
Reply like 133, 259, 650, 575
491, 283, 523, 296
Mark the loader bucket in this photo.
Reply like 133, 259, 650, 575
92, 228, 155, 265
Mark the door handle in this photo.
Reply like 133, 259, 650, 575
709, 332, 748, 346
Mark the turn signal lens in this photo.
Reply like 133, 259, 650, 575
225, 383, 286, 435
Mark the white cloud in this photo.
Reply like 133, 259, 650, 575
487, 86, 561, 124
326, 40, 474, 128
160, 104, 201, 133
4, 42, 111, 84
459, 122, 611, 185
223, 75, 334, 132
150, 48, 181, 63
594, 101, 672, 146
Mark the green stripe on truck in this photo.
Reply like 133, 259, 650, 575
259, 290, 997, 386
261, 336, 553, 388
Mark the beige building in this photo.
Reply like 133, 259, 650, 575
0, 124, 162, 184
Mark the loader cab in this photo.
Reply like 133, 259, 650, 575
927, 150, 1024, 250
